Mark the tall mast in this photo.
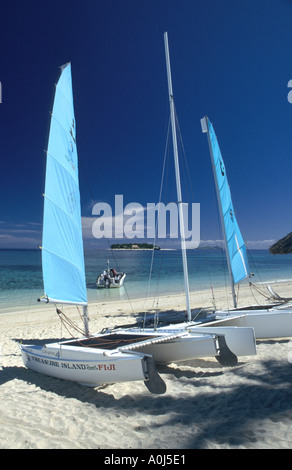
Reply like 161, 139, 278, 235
83, 306, 90, 337
201, 116, 237, 308
164, 32, 192, 321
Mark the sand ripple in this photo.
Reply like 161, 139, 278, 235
1, 284, 292, 449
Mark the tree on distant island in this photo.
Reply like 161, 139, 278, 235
199, 245, 223, 250
111, 243, 160, 250
269, 232, 292, 254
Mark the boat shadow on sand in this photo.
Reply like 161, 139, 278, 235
2, 331, 236, 393
1, 338, 292, 448
102, 308, 209, 327
1, 351, 292, 448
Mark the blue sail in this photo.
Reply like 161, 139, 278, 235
202, 116, 250, 284
42, 63, 87, 305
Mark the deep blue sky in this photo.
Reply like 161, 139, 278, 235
1, 0, 292, 249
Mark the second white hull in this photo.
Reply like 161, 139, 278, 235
198, 309, 292, 339
114, 325, 256, 364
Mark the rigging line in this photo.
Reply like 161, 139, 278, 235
174, 109, 204, 310
174, 106, 196, 204
56, 307, 86, 337
170, 108, 190, 304
205, 259, 217, 310
174, 108, 212, 314
105, 232, 136, 314
78, 149, 136, 315
241, 244, 265, 304
207, 152, 230, 303
246, 248, 263, 283
79, 153, 138, 311
211, 172, 231, 309
96, 232, 136, 315
152, 111, 192, 320
78, 146, 137, 313
149, 107, 192, 321
142, 118, 171, 327
151, 128, 173, 321
175, 107, 207, 310
108, 252, 136, 315
249, 283, 264, 305
78, 154, 97, 209
150, 229, 169, 326
249, 281, 271, 303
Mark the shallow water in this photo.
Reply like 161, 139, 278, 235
0, 248, 292, 313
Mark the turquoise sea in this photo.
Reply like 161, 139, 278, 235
1, 248, 292, 314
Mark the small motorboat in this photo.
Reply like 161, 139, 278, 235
96, 261, 126, 288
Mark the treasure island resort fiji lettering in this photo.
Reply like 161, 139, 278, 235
104, 454, 186, 467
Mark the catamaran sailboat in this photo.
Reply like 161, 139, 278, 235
20, 39, 256, 393
102, 33, 257, 362
19, 63, 167, 393
193, 116, 292, 339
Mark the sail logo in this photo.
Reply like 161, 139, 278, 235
92, 194, 200, 247
65, 119, 76, 171
220, 160, 225, 176
68, 191, 77, 214
69, 118, 76, 144
288, 80, 292, 103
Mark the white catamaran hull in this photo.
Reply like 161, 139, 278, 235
188, 325, 257, 357
20, 324, 256, 392
20, 343, 148, 387
197, 309, 292, 339
112, 326, 257, 364
20, 328, 245, 390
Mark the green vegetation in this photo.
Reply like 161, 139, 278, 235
270, 232, 292, 254
111, 243, 160, 250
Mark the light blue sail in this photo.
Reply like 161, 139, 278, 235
42, 63, 87, 305
202, 116, 250, 285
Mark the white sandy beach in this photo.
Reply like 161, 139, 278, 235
0, 281, 292, 449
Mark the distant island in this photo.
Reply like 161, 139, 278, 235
269, 232, 292, 254
111, 243, 160, 250
199, 245, 223, 251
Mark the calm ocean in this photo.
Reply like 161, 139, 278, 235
1, 248, 292, 314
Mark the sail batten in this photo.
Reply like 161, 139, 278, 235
46, 122, 78, 176
42, 63, 87, 306
42, 245, 86, 273
201, 116, 250, 286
